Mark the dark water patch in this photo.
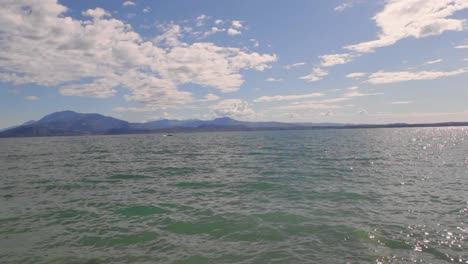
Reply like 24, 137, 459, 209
175, 181, 226, 189
45, 184, 82, 191
241, 181, 279, 192
101, 160, 121, 164
79, 231, 158, 248
142, 166, 199, 176
108, 174, 153, 180
0, 217, 20, 223
142, 189, 157, 193
29, 179, 52, 184
116, 205, 169, 217
305, 191, 377, 202
254, 212, 309, 224
3, 194, 14, 199
80, 178, 118, 184
42, 209, 99, 225
165, 215, 258, 239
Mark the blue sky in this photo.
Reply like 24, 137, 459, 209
1, 0, 468, 128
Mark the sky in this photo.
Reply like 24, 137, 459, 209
1, 0, 468, 128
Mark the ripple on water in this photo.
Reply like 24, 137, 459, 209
78, 231, 159, 248
108, 174, 153, 180
116, 205, 169, 217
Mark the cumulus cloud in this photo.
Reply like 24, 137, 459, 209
123, 1, 136, 7
211, 99, 255, 118
284, 62, 306, 70
300, 68, 329, 82
227, 28, 241, 35
0, 1, 277, 111
366, 68, 468, 84
455, 44, 468, 49
196, 14, 210, 27
320, 53, 358, 67
82, 8, 111, 19
335, 2, 354, 12
203, 26, 226, 37
232, 20, 243, 29
345, 0, 468, 52
254, 93, 324, 103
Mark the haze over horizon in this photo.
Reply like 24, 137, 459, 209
1, 0, 468, 128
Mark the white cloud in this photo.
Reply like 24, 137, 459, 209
143, 7, 150, 13
367, 68, 468, 84
214, 19, 223, 25
203, 26, 226, 37
154, 24, 187, 47
254, 92, 325, 103
423, 59, 443, 65
0, 1, 277, 111
320, 53, 358, 67
211, 99, 255, 118
346, 0, 468, 52
391, 101, 414, 104
276, 103, 342, 110
335, 2, 354, 12
284, 62, 306, 70
227, 28, 241, 35
265, 77, 283, 82
347, 86, 360, 90
202, 93, 220, 102
250, 39, 260, 47
25, 95, 39, 101
300, 68, 328, 82
455, 45, 468, 49
123, 1, 136, 7
158, 43, 277, 92
196, 14, 210, 27
344, 91, 383, 97
232, 20, 243, 29
82, 8, 111, 19
346, 72, 367, 79
268, 97, 352, 112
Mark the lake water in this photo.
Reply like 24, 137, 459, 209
1, 128, 467, 263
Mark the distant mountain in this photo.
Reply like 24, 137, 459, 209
0, 120, 36, 132
0, 111, 129, 137
1, 110, 468, 138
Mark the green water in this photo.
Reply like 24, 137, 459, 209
0, 128, 467, 263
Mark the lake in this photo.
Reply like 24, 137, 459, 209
1, 128, 467, 263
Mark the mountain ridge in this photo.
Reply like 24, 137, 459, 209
1, 110, 467, 138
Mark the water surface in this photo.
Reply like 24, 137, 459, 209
1, 128, 467, 263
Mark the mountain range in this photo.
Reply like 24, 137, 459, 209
1, 110, 467, 137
